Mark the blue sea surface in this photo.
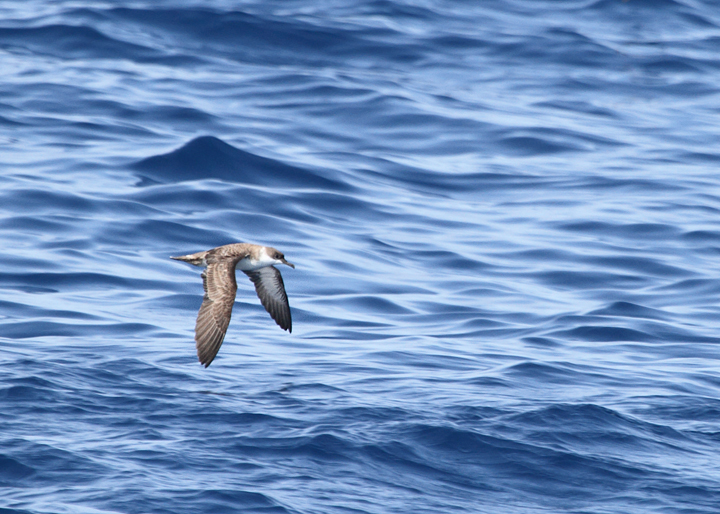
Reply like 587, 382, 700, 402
2, 0, 720, 512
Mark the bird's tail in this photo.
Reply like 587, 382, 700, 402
170, 251, 207, 266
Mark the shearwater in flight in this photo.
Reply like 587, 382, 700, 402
171, 243, 294, 367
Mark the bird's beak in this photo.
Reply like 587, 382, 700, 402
282, 259, 295, 269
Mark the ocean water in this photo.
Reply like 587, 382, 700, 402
2, 0, 720, 512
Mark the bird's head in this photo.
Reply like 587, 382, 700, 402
267, 247, 295, 269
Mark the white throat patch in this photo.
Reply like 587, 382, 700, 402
235, 247, 278, 271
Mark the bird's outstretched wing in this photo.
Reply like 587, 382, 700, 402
244, 266, 292, 332
195, 260, 238, 367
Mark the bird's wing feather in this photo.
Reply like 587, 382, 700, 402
244, 266, 292, 332
195, 260, 238, 367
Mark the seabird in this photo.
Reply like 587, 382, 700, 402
171, 243, 294, 367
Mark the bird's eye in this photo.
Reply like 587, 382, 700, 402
276, 253, 283, 259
